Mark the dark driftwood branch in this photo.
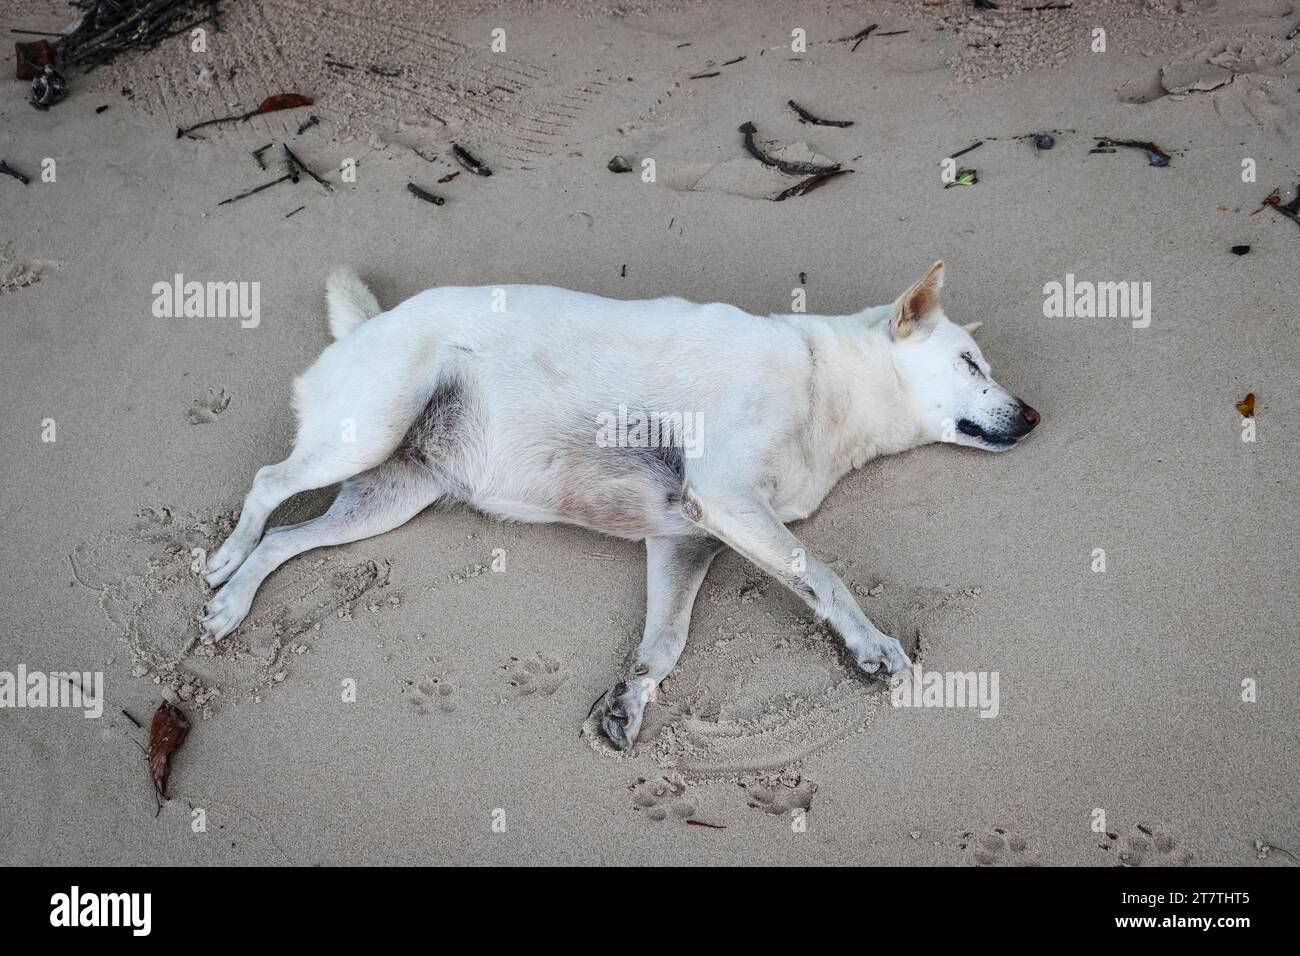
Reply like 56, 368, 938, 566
788, 100, 853, 128
177, 107, 259, 138
451, 144, 492, 177
738, 122, 840, 176
0, 160, 31, 185
61, 0, 214, 69
217, 173, 292, 206
1095, 137, 1171, 166
407, 183, 445, 206
773, 168, 853, 201
835, 23, 878, 51
283, 143, 332, 191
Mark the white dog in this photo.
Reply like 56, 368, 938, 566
201, 262, 1038, 748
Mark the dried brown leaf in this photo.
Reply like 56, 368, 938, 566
147, 702, 191, 798
254, 93, 313, 115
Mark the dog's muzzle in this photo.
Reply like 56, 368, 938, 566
959, 400, 1040, 446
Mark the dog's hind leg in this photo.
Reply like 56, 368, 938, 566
199, 458, 442, 642
600, 534, 722, 750
204, 456, 339, 587
205, 357, 434, 587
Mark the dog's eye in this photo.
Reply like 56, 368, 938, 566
961, 352, 982, 376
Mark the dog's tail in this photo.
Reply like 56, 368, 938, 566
325, 266, 382, 340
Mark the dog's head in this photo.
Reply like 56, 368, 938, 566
886, 262, 1039, 451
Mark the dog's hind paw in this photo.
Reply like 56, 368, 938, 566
600, 676, 654, 750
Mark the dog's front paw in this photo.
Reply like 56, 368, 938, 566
600, 677, 654, 751
204, 538, 252, 588
854, 630, 912, 682
198, 583, 254, 643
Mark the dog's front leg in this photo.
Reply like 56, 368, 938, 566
600, 535, 722, 750
680, 489, 912, 679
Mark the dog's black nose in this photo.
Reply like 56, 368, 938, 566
1018, 400, 1040, 430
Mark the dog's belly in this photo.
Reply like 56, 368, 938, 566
467, 442, 697, 540
391, 375, 700, 540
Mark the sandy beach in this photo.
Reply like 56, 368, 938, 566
1, 0, 1298, 867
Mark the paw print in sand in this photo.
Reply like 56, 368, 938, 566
188, 386, 231, 425
408, 657, 455, 715
501, 652, 565, 697
741, 771, 817, 815
629, 776, 695, 822
959, 827, 1039, 866
1100, 823, 1193, 867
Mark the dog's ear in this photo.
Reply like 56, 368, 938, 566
962, 321, 983, 336
889, 261, 944, 340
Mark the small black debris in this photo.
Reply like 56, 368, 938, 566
1034, 133, 1055, 150
29, 64, 67, 110
218, 174, 293, 207
608, 155, 633, 173
1280, 185, 1300, 217
1094, 137, 1171, 167
0, 160, 31, 186
838, 24, 877, 52
407, 182, 445, 206
1230, 245, 1251, 256
451, 144, 492, 177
